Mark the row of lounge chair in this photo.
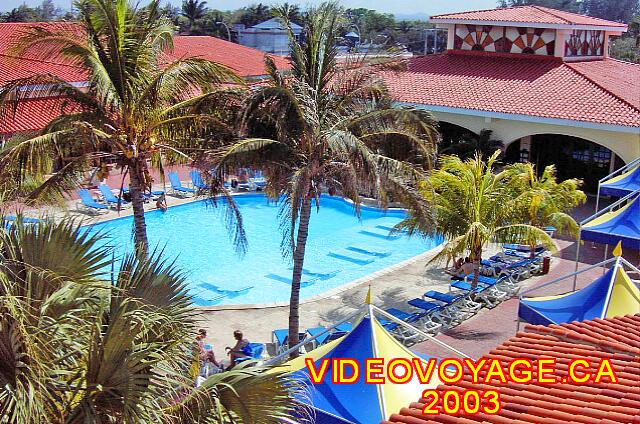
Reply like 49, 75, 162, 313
378, 249, 549, 346
272, 322, 353, 355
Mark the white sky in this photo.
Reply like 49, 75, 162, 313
2, 0, 499, 17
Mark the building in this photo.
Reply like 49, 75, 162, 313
0, 22, 290, 137
384, 6, 640, 191
237, 17, 303, 56
383, 313, 640, 423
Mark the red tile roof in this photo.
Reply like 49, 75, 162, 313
0, 96, 79, 134
383, 314, 640, 424
430, 5, 627, 28
384, 51, 640, 127
0, 22, 287, 86
171, 35, 289, 78
0, 22, 88, 85
0, 22, 289, 134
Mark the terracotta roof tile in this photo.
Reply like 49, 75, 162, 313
384, 52, 640, 128
382, 314, 640, 424
0, 22, 289, 134
430, 5, 627, 28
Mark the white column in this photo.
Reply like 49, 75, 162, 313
555, 29, 570, 58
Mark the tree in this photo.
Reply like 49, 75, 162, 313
36, 0, 59, 21
498, 0, 581, 13
440, 129, 505, 160
0, 217, 301, 423
0, 0, 243, 258
507, 162, 586, 251
0, 5, 39, 23
402, 151, 555, 289
233, 3, 271, 27
581, 0, 639, 23
212, 2, 438, 356
181, 0, 208, 34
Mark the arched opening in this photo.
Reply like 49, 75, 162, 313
505, 134, 625, 192
437, 122, 478, 151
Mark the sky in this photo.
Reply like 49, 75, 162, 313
2, 0, 499, 18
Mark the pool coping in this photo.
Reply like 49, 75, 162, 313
195, 243, 442, 312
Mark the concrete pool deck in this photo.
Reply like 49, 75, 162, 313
17, 189, 640, 364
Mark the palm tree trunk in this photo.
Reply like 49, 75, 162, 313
129, 161, 149, 258
470, 248, 482, 290
288, 198, 312, 359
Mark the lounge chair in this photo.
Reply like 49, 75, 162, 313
423, 290, 482, 314
380, 307, 441, 341
407, 298, 464, 326
3, 216, 41, 224
450, 280, 504, 308
306, 322, 352, 349
249, 170, 267, 190
98, 184, 130, 210
271, 329, 306, 355
76, 189, 109, 214
190, 170, 211, 191
168, 172, 195, 197
235, 343, 265, 365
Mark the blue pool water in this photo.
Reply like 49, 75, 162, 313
88, 194, 442, 305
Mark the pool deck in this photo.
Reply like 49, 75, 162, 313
17, 190, 640, 364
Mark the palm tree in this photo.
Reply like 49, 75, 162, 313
402, 151, 555, 289
507, 162, 586, 251
211, 2, 438, 355
181, 0, 207, 33
0, 0, 243, 257
0, 217, 301, 423
440, 129, 504, 160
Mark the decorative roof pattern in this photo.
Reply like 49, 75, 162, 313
430, 5, 627, 29
384, 52, 640, 127
383, 314, 640, 424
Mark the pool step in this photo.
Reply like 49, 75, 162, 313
347, 245, 392, 257
374, 224, 408, 234
299, 268, 341, 280
327, 249, 376, 265
191, 288, 227, 306
265, 273, 317, 287
359, 226, 402, 240
199, 283, 254, 297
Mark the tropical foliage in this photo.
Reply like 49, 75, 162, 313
507, 162, 586, 240
210, 2, 438, 354
0, 0, 243, 257
440, 129, 504, 161
401, 151, 584, 288
0, 218, 301, 423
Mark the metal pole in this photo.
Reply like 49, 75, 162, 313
603, 244, 609, 274
573, 233, 581, 290
595, 182, 601, 213
372, 305, 470, 358
216, 21, 231, 41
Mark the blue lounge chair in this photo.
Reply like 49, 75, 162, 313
168, 172, 195, 197
407, 298, 463, 326
98, 184, 129, 209
190, 170, 210, 191
450, 281, 503, 308
423, 290, 482, 313
235, 343, 265, 364
382, 307, 441, 338
77, 189, 109, 214
3, 216, 40, 224
306, 322, 353, 349
271, 329, 306, 354
249, 170, 267, 190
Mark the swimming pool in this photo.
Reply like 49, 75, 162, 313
88, 194, 442, 306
